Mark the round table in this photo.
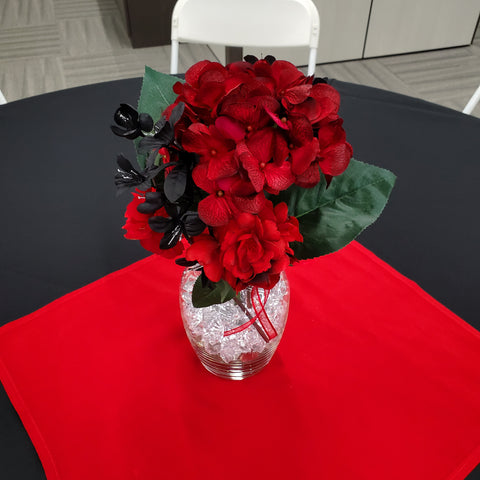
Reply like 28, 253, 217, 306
1, 77, 479, 479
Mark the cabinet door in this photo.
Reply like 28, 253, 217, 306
210, 0, 371, 66
124, 0, 176, 48
364, 0, 480, 57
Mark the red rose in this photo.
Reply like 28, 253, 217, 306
184, 200, 301, 291
217, 200, 302, 290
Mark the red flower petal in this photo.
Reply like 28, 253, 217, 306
185, 235, 223, 282
122, 192, 151, 240
192, 164, 215, 193
264, 161, 294, 193
182, 123, 210, 153
262, 219, 281, 241
198, 194, 232, 226
207, 151, 239, 181
246, 128, 274, 162
282, 84, 312, 106
269, 255, 290, 274
319, 142, 353, 176
240, 152, 265, 192
289, 113, 314, 144
229, 177, 257, 196
215, 116, 245, 142
220, 101, 257, 127
251, 250, 275, 275
185, 60, 212, 86
231, 191, 266, 214
317, 119, 346, 148
194, 82, 225, 110
271, 60, 306, 90
204, 262, 224, 283
265, 107, 289, 130
274, 202, 289, 223
198, 63, 227, 84
253, 95, 280, 114
272, 129, 289, 164
294, 163, 321, 188
253, 59, 273, 77
236, 212, 256, 230
310, 83, 341, 110
290, 138, 319, 176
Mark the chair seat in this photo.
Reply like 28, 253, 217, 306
170, 0, 319, 75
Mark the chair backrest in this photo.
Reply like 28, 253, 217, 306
170, 0, 320, 75
463, 85, 480, 115
0, 89, 6, 105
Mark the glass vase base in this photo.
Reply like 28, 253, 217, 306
180, 269, 289, 380
194, 345, 277, 380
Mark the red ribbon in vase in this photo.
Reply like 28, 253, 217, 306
223, 287, 278, 341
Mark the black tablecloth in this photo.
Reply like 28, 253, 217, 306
1, 78, 479, 479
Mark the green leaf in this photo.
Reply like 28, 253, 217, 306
277, 159, 396, 260
138, 66, 180, 119
135, 66, 183, 168
192, 276, 236, 308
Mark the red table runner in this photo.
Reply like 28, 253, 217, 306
1, 241, 480, 480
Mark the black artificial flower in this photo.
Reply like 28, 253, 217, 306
148, 209, 206, 249
111, 104, 153, 139
136, 191, 165, 214
114, 152, 162, 195
137, 102, 185, 154
175, 257, 199, 268
244, 54, 276, 65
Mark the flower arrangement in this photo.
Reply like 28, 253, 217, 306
112, 57, 395, 310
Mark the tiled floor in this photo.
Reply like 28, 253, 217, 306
0, 0, 479, 117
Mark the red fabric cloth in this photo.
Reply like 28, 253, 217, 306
1, 241, 480, 480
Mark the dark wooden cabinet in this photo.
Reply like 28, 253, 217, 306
124, 0, 177, 48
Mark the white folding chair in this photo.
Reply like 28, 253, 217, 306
0, 89, 6, 105
463, 85, 480, 115
170, 0, 320, 76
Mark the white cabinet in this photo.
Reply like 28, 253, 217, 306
364, 0, 480, 57
209, 0, 480, 66
244, 0, 372, 64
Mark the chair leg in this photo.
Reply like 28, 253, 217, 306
307, 48, 317, 77
170, 40, 179, 75
463, 85, 480, 115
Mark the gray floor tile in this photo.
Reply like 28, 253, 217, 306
0, 0, 55, 27
0, 57, 65, 101
58, 14, 130, 57
0, 25, 61, 61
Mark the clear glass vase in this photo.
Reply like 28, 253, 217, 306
179, 269, 290, 380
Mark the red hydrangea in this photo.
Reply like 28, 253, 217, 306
169, 58, 352, 228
